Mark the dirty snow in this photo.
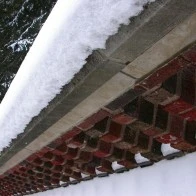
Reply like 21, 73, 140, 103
0, 0, 155, 151
32, 152, 196, 196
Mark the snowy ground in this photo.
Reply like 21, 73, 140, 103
32, 152, 196, 196
0, 0, 155, 152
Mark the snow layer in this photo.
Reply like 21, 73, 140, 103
0, 0, 155, 151
161, 144, 180, 156
135, 153, 149, 163
112, 161, 124, 170
32, 153, 196, 196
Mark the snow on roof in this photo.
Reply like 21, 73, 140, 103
161, 144, 180, 156
0, 0, 155, 152
32, 152, 196, 196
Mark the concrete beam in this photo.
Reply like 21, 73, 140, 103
101, 0, 196, 63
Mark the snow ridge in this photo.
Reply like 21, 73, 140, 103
0, 0, 154, 151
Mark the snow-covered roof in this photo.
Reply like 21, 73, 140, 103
0, 0, 155, 152
0, 0, 196, 195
